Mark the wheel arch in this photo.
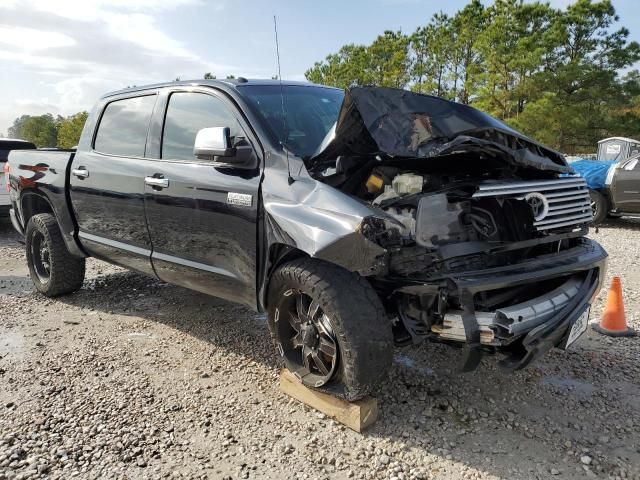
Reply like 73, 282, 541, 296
19, 191, 87, 258
20, 192, 55, 227
258, 242, 309, 311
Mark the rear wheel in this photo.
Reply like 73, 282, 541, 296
589, 190, 608, 225
267, 258, 393, 400
25, 213, 85, 297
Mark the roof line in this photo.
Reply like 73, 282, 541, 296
102, 78, 333, 99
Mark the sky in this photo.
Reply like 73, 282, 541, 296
0, 0, 638, 135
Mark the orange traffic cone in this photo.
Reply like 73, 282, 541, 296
592, 277, 637, 337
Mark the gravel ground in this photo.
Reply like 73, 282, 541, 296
1, 216, 639, 480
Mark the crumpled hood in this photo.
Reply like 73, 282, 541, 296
309, 86, 571, 174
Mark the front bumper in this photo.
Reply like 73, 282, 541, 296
497, 268, 598, 370
398, 239, 608, 371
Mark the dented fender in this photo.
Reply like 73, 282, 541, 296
262, 164, 389, 274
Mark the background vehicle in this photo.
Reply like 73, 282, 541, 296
572, 154, 640, 224
1, 138, 36, 215
7, 80, 607, 400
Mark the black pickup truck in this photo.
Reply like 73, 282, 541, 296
7, 80, 607, 399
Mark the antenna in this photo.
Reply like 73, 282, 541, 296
273, 15, 294, 185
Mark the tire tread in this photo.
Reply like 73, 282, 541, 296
589, 190, 608, 225
267, 258, 393, 401
26, 213, 85, 297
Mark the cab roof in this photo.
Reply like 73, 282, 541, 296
102, 78, 334, 99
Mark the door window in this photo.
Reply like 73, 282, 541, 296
94, 95, 157, 157
161, 92, 244, 161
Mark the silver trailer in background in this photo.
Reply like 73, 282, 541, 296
597, 137, 640, 161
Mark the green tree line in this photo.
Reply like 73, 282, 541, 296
7, 112, 88, 149
305, 0, 640, 154
6, 1, 638, 154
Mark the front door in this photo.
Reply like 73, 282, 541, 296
611, 155, 640, 213
69, 93, 158, 275
143, 88, 262, 308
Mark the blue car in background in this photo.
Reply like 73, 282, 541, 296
572, 153, 640, 224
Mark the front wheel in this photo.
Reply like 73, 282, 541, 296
267, 258, 393, 401
25, 213, 85, 297
589, 190, 608, 225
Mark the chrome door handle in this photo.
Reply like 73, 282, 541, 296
72, 168, 89, 178
144, 176, 169, 188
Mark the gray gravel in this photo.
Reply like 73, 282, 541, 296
1, 216, 639, 480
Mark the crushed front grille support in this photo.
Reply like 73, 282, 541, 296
472, 176, 592, 232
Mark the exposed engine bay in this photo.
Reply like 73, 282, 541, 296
303, 86, 604, 371
317, 160, 594, 354
352, 167, 592, 267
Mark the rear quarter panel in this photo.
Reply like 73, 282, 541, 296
8, 149, 85, 256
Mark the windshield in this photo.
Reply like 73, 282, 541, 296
238, 84, 344, 158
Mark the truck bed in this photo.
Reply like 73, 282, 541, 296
8, 149, 80, 255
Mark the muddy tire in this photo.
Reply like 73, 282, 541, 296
267, 258, 393, 401
589, 190, 608, 225
25, 213, 85, 297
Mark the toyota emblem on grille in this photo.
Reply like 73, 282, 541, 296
525, 192, 549, 221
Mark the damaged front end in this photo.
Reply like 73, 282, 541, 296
275, 86, 607, 371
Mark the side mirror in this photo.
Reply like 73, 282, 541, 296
194, 127, 236, 159
194, 127, 256, 168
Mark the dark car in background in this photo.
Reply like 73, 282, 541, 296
589, 152, 640, 224
1, 138, 36, 215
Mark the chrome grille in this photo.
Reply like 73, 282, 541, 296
472, 176, 592, 232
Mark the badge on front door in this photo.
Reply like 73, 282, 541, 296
227, 192, 252, 207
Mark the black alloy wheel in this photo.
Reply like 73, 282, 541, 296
267, 258, 393, 400
25, 213, 85, 297
29, 229, 51, 284
274, 289, 339, 387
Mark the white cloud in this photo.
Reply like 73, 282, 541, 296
0, 49, 88, 72
0, 26, 75, 51
12, 99, 61, 118
0, 0, 213, 69
0, 0, 230, 133
53, 77, 119, 114
101, 12, 199, 61
8, 0, 206, 22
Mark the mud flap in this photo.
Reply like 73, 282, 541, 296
458, 289, 483, 372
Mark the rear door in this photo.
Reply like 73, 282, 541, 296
611, 155, 640, 213
69, 93, 157, 275
143, 87, 262, 308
